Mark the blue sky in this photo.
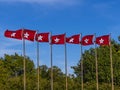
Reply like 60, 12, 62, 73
0, 0, 120, 74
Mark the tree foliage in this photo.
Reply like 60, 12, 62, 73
118, 36, 120, 42
72, 38, 120, 89
0, 36, 120, 89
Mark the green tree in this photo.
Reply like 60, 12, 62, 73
0, 53, 36, 90
118, 36, 120, 42
72, 39, 120, 89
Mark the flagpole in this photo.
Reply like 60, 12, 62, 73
109, 34, 114, 90
22, 28, 26, 90
95, 34, 99, 90
80, 33, 83, 90
64, 33, 68, 90
36, 30, 40, 90
50, 32, 53, 90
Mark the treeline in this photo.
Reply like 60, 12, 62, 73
0, 54, 79, 90
72, 38, 120, 90
0, 37, 120, 90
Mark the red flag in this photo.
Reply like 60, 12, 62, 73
4, 29, 22, 40
96, 35, 110, 46
23, 29, 36, 41
36, 32, 49, 42
66, 34, 80, 44
51, 34, 65, 44
81, 35, 94, 46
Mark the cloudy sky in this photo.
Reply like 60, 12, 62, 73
0, 0, 120, 74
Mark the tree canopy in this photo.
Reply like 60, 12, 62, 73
0, 36, 120, 90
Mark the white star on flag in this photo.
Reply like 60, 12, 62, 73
54, 38, 60, 43
99, 38, 104, 43
84, 38, 89, 43
24, 32, 29, 38
38, 35, 43, 41
11, 33, 16, 37
69, 38, 74, 42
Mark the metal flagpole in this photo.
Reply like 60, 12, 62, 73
50, 32, 53, 90
36, 30, 40, 90
109, 34, 114, 90
22, 28, 26, 90
80, 33, 83, 90
95, 34, 99, 90
64, 33, 68, 90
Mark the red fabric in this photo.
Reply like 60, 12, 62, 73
23, 29, 36, 41
66, 34, 80, 44
4, 29, 22, 40
96, 35, 110, 46
81, 35, 94, 46
36, 32, 49, 42
51, 34, 65, 44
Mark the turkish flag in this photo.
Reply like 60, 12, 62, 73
81, 35, 94, 46
51, 34, 65, 44
4, 29, 22, 40
23, 29, 36, 41
36, 32, 49, 42
96, 35, 110, 46
66, 34, 80, 44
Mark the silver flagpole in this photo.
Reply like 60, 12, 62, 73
22, 28, 26, 90
95, 34, 99, 90
109, 34, 114, 90
50, 32, 53, 90
36, 30, 40, 90
64, 33, 68, 90
80, 33, 83, 90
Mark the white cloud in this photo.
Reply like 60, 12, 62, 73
0, 0, 80, 5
